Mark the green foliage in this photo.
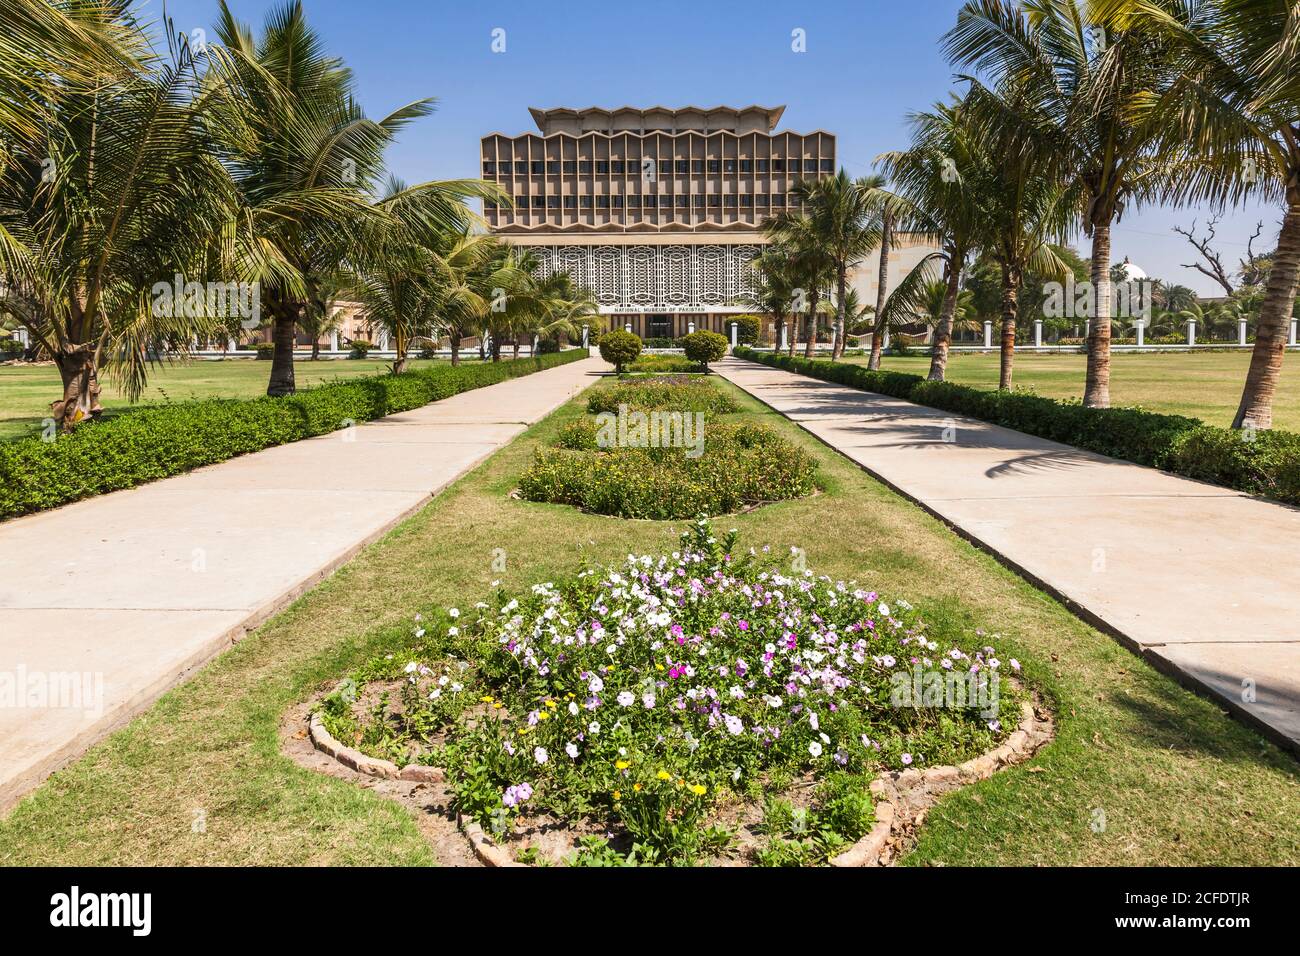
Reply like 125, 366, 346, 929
253, 342, 276, 359
598, 330, 643, 371
586, 376, 739, 414
729, 315, 761, 344
349, 340, 375, 358
681, 330, 729, 369
625, 354, 699, 374
0, 350, 588, 520
733, 347, 1300, 506
535, 338, 561, 355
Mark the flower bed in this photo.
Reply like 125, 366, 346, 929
518, 376, 815, 519
315, 521, 1028, 865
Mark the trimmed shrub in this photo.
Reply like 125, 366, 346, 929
641, 336, 683, 349
586, 375, 739, 414
598, 329, 643, 372
0, 349, 589, 520
729, 314, 761, 344
732, 346, 1300, 506
349, 339, 374, 358
626, 354, 698, 374
253, 342, 275, 360
681, 330, 729, 369
535, 338, 561, 355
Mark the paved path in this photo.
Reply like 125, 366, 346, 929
0, 356, 605, 810
717, 356, 1300, 754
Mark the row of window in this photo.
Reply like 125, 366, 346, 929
483, 158, 833, 176
488, 193, 803, 210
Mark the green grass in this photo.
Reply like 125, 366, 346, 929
1, 371, 1296, 865
0, 357, 473, 442
841, 350, 1300, 431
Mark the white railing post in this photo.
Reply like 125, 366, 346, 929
1291, 318, 1298, 347
983, 320, 992, 348
730, 323, 737, 348
1034, 319, 1043, 348
1239, 318, 1248, 346
687, 320, 695, 335
624, 322, 632, 334
883, 328, 891, 350
1136, 322, 1145, 348
1187, 319, 1196, 346
582, 325, 589, 347
780, 324, 788, 351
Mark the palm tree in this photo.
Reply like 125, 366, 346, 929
764, 214, 836, 358
783, 171, 884, 360
204, 1, 492, 396
878, 99, 985, 381
0, 17, 232, 429
947, 0, 1176, 405
742, 246, 801, 350
1115, 0, 1300, 429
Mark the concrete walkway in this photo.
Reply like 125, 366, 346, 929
717, 356, 1300, 754
0, 356, 605, 810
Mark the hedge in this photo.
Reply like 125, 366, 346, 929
732, 346, 1300, 506
0, 348, 589, 520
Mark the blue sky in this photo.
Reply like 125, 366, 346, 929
150, 0, 1273, 295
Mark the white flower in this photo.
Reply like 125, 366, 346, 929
808, 712, 819, 731
1010, 658, 1021, 672
565, 743, 579, 759
588, 721, 600, 734
616, 691, 635, 707
765, 695, 783, 708
533, 746, 548, 764
450, 682, 463, 693
808, 741, 823, 757
642, 692, 656, 709
568, 701, 579, 716
724, 714, 744, 735
404, 662, 418, 674
877, 602, 891, 618
588, 675, 604, 693
448, 626, 459, 637
448, 608, 460, 618
819, 732, 830, 745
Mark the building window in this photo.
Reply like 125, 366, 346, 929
724, 194, 738, 207
626, 194, 640, 208
485, 200, 497, 210
755, 194, 769, 207
563, 195, 576, 209
563, 160, 577, 174
531, 161, 543, 175
612, 195, 624, 208
612, 160, 625, 174
659, 194, 671, 207
597, 195, 610, 208
724, 159, 737, 173
596, 160, 609, 174
707, 159, 720, 173
740, 159, 752, 173
691, 159, 704, 174
789, 193, 802, 206
674, 159, 688, 174
580, 194, 593, 208
771, 193, 785, 206
547, 195, 560, 208
675, 194, 688, 208
757, 158, 769, 172
740, 194, 753, 207
482, 161, 496, 176
514, 194, 527, 208
707, 194, 721, 207
803, 159, 817, 173
692, 195, 705, 207
658, 160, 671, 175
531, 195, 544, 208
820, 158, 833, 172
772, 158, 785, 172
648, 315, 671, 338
579, 160, 592, 174
546, 160, 560, 174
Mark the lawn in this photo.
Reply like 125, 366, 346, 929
0, 357, 474, 443
842, 350, 1300, 431
1, 371, 1296, 865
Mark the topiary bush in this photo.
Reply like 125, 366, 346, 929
0, 349, 589, 520
253, 342, 275, 360
729, 314, 761, 344
349, 339, 374, 358
732, 346, 1300, 506
598, 329, 643, 372
681, 330, 729, 369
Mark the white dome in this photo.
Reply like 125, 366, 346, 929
1116, 257, 1147, 281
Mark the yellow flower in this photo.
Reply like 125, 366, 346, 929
656, 770, 671, 781
613, 790, 621, 800
492, 702, 503, 709
545, 700, 557, 709
690, 784, 707, 796
538, 711, 550, 721
655, 663, 665, 671
480, 695, 494, 703
615, 759, 630, 770
633, 783, 643, 792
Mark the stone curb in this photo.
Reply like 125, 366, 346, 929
307, 710, 444, 784
829, 700, 1048, 868
459, 816, 526, 868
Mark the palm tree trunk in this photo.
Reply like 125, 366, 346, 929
1233, 198, 1300, 429
868, 210, 893, 371
928, 254, 962, 382
803, 292, 819, 359
787, 315, 796, 357
267, 302, 298, 397
832, 266, 848, 360
512, 340, 520, 360
449, 332, 461, 366
311, 339, 320, 361
1083, 223, 1112, 408
999, 266, 1019, 390
51, 342, 103, 431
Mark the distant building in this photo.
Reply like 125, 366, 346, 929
481, 105, 936, 341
